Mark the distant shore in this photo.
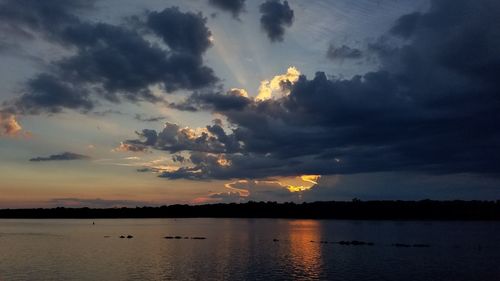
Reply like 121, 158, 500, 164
1, 200, 500, 220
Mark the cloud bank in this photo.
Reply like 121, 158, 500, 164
126, 0, 500, 183
0, 1, 218, 114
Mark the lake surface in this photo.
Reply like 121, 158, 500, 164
1, 219, 499, 281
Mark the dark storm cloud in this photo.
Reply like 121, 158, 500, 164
132, 0, 500, 181
208, 0, 245, 18
2, 3, 217, 114
29, 152, 90, 162
147, 7, 212, 55
389, 12, 421, 39
259, 0, 294, 42
327, 45, 362, 60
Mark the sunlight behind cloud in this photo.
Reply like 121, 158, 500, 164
217, 174, 322, 201
287, 175, 321, 193
301, 175, 320, 185
256, 66, 301, 101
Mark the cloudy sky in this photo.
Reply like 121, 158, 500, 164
1, 0, 499, 208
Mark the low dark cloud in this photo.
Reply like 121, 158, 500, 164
129, 0, 500, 182
259, 0, 294, 42
16, 74, 93, 114
1, 2, 217, 114
29, 152, 90, 162
208, 0, 245, 18
92, 109, 123, 116
134, 114, 166, 122
49, 198, 156, 208
327, 45, 362, 60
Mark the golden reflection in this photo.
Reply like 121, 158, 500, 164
286, 220, 323, 279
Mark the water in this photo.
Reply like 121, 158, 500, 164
0, 219, 499, 281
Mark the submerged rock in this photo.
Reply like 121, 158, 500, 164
120, 235, 125, 239
127, 235, 133, 239
393, 243, 411, 247
191, 237, 207, 240
337, 240, 374, 246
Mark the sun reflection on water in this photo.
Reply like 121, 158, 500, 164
285, 220, 324, 280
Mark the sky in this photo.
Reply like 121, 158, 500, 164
1, 0, 499, 208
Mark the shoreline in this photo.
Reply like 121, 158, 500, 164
1, 200, 499, 220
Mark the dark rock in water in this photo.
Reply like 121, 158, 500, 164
320, 241, 328, 244
164, 236, 174, 239
273, 239, 279, 242
174, 236, 182, 239
191, 237, 207, 240
350, 240, 363, 245
127, 235, 133, 239
393, 243, 411, 247
337, 240, 374, 246
184, 237, 189, 239
310, 240, 315, 243
413, 244, 430, 248
120, 235, 125, 239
